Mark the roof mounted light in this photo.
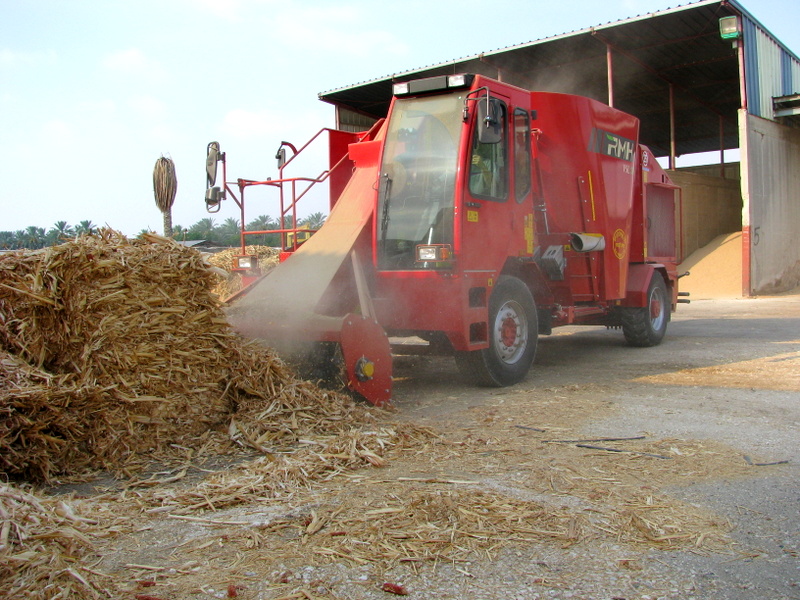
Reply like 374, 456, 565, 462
447, 74, 467, 87
392, 81, 410, 95
719, 16, 741, 40
392, 74, 475, 97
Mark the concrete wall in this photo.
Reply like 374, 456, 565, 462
741, 111, 800, 294
667, 169, 742, 260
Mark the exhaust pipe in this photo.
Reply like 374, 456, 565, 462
570, 232, 606, 252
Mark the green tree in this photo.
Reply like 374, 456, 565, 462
246, 214, 277, 246
47, 221, 74, 244
0, 231, 18, 249
23, 226, 46, 249
219, 217, 241, 247
300, 211, 326, 230
187, 218, 216, 241
172, 225, 189, 241
75, 220, 96, 236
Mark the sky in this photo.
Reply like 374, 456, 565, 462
2, 0, 799, 237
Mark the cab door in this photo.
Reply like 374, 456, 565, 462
458, 90, 535, 281
456, 86, 537, 349
458, 92, 511, 280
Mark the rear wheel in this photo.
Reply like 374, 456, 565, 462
455, 276, 538, 386
621, 274, 669, 347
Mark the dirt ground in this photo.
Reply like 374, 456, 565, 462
387, 294, 800, 599
55, 294, 799, 600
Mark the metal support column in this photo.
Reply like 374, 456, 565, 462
669, 83, 676, 170
606, 45, 614, 107
719, 115, 726, 179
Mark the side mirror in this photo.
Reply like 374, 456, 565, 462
477, 98, 502, 144
205, 186, 222, 212
276, 147, 287, 169
206, 141, 220, 186
205, 141, 224, 211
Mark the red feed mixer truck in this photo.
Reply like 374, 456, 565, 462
207, 73, 685, 406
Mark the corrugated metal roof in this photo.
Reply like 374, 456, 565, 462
319, 1, 800, 157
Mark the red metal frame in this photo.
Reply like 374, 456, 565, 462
221, 128, 357, 256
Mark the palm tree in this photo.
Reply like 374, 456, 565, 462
219, 217, 241, 247
153, 156, 177, 237
246, 214, 275, 246
187, 217, 216, 241
300, 211, 327, 230
24, 226, 46, 249
47, 221, 74, 244
75, 220, 96, 236
172, 224, 188, 241
0, 231, 17, 249
247, 214, 273, 232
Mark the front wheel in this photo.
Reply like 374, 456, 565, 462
620, 274, 669, 347
455, 276, 538, 387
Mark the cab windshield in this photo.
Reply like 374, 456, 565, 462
377, 93, 463, 270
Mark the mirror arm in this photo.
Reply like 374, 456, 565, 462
276, 141, 299, 169
463, 86, 490, 123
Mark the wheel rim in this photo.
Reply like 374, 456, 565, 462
492, 299, 528, 364
649, 285, 666, 331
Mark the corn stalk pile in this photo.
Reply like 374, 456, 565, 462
0, 482, 119, 600
0, 230, 365, 481
206, 245, 280, 300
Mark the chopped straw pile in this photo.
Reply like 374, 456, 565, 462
0, 230, 411, 598
206, 245, 280, 300
0, 230, 369, 481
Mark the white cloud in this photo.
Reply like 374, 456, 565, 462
103, 48, 148, 72
0, 48, 57, 68
129, 95, 167, 120
183, 0, 241, 19
271, 5, 409, 59
181, 0, 280, 21
40, 119, 74, 142
219, 107, 287, 139
102, 48, 167, 82
78, 99, 117, 116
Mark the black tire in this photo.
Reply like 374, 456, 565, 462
620, 273, 669, 347
455, 276, 538, 386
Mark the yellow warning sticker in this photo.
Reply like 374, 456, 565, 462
467, 210, 479, 223
524, 214, 534, 254
613, 229, 627, 259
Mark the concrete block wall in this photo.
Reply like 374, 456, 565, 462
667, 169, 742, 260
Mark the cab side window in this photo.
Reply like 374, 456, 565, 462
513, 108, 531, 202
469, 101, 507, 200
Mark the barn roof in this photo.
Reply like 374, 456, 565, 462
319, 1, 800, 158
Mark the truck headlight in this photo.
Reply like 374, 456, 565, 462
416, 244, 452, 263
233, 255, 258, 271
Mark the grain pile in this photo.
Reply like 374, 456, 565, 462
0, 230, 365, 481
678, 231, 742, 299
